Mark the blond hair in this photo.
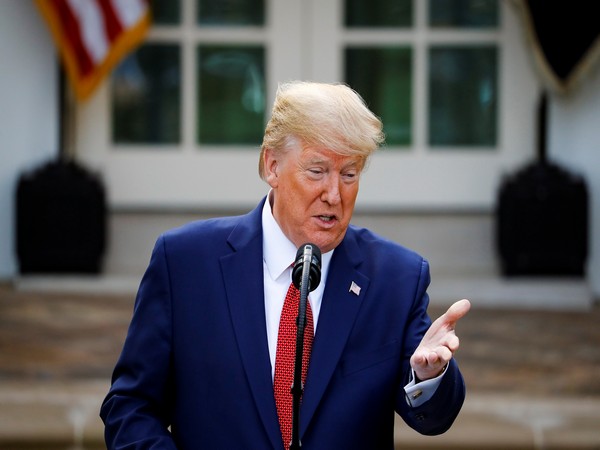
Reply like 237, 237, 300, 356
258, 81, 385, 180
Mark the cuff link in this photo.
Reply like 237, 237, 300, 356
411, 389, 423, 401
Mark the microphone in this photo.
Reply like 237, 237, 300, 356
289, 243, 321, 450
291, 243, 321, 292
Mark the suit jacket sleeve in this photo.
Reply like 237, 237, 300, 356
100, 235, 178, 449
395, 258, 466, 436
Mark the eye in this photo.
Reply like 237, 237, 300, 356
307, 167, 325, 178
342, 170, 358, 182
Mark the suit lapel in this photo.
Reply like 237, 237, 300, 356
221, 200, 283, 450
300, 231, 370, 436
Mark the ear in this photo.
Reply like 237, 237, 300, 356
263, 148, 280, 188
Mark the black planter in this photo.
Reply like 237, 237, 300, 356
496, 161, 588, 276
16, 160, 106, 274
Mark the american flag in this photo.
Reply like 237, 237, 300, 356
349, 281, 361, 296
35, 0, 151, 100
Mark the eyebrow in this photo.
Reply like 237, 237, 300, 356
304, 156, 361, 170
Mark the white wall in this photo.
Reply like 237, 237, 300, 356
0, 1, 598, 300
0, 1, 58, 279
549, 64, 600, 298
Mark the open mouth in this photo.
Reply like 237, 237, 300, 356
317, 215, 336, 223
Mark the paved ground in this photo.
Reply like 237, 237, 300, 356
0, 282, 599, 449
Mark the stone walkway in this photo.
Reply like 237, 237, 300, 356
0, 282, 599, 449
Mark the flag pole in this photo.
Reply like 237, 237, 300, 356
57, 60, 76, 162
57, 59, 66, 161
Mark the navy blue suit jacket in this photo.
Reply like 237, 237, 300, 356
101, 198, 465, 449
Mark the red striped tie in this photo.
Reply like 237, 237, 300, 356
273, 282, 314, 449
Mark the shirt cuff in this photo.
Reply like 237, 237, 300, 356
404, 365, 447, 408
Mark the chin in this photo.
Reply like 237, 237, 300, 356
302, 231, 343, 253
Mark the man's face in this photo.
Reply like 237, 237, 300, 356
265, 143, 363, 254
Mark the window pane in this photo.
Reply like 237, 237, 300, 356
429, 0, 498, 28
197, 0, 265, 26
112, 44, 181, 144
346, 47, 412, 146
150, 0, 181, 25
345, 0, 412, 27
197, 46, 266, 145
428, 46, 497, 147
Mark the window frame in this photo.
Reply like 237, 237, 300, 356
74, 0, 540, 211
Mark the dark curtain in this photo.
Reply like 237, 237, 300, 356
514, 0, 600, 93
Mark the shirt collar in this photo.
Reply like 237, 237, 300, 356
262, 191, 298, 281
262, 191, 334, 282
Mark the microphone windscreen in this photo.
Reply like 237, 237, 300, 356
292, 243, 322, 291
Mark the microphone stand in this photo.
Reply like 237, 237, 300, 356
289, 257, 311, 450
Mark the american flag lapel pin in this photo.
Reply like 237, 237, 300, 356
349, 281, 361, 296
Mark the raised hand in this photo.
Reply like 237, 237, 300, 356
410, 299, 471, 381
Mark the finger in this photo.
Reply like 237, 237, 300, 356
411, 351, 437, 372
444, 334, 460, 353
427, 351, 440, 365
436, 346, 453, 363
443, 299, 471, 325
410, 352, 426, 368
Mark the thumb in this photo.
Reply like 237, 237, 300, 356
443, 299, 471, 326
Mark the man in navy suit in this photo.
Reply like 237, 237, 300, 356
101, 81, 471, 449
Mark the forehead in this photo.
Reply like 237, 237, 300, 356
298, 145, 364, 168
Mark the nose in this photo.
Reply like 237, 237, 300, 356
320, 173, 341, 205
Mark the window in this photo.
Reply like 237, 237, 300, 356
428, 45, 498, 147
76, 0, 539, 209
111, 0, 267, 147
196, 45, 265, 145
345, 0, 413, 28
343, 0, 500, 150
429, 0, 498, 28
345, 47, 412, 146
112, 44, 181, 145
